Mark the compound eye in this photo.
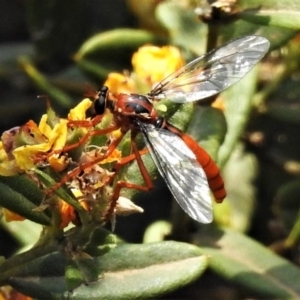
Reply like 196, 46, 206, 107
100, 86, 109, 93
94, 86, 109, 115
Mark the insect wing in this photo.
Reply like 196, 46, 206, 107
149, 35, 270, 103
139, 122, 213, 223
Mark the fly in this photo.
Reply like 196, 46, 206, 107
48, 35, 270, 223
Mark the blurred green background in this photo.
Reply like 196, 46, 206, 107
1, 0, 300, 299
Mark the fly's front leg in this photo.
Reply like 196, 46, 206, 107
57, 125, 119, 154
67, 114, 103, 128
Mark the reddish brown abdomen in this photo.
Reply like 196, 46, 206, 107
177, 132, 226, 202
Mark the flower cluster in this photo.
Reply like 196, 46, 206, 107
1, 99, 91, 176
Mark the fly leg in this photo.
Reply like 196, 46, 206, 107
34, 114, 117, 163
104, 135, 153, 221
44, 132, 125, 196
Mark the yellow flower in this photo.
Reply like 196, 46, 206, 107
2, 99, 93, 174
12, 119, 68, 171
68, 98, 92, 121
104, 45, 185, 95
48, 155, 70, 172
132, 45, 185, 85
211, 96, 225, 111
100, 148, 122, 164
59, 200, 77, 228
0, 142, 19, 176
104, 73, 137, 94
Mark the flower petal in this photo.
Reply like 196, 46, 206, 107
68, 98, 92, 121
0, 142, 19, 176
13, 120, 68, 171
104, 73, 137, 94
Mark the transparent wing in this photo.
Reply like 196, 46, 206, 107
138, 122, 212, 223
149, 35, 270, 103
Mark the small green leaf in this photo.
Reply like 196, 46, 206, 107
65, 260, 86, 291
75, 29, 163, 76
0, 178, 50, 225
76, 29, 159, 60
65, 257, 100, 291
143, 220, 172, 243
0, 174, 44, 207
195, 226, 300, 298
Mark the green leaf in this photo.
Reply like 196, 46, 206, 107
157, 0, 296, 53
6, 240, 207, 299
217, 18, 296, 50
194, 226, 300, 299
156, 2, 207, 55
237, 1, 300, 30
218, 68, 259, 168
0, 176, 50, 225
65, 261, 86, 292
75, 29, 163, 77
1, 219, 42, 247
65, 257, 99, 291
143, 220, 172, 243
76, 29, 159, 59
18, 56, 73, 108
0, 174, 44, 207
